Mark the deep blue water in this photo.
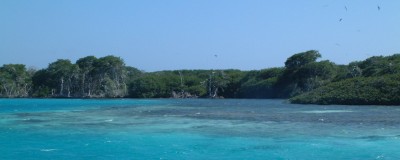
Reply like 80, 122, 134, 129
1, 99, 400, 160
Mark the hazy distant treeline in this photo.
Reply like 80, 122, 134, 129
1, 50, 400, 105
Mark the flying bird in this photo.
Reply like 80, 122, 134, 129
214, 54, 218, 58
339, 18, 343, 22
377, 5, 380, 11
345, 6, 347, 11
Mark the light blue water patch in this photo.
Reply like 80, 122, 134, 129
2, 129, 400, 160
1, 99, 400, 159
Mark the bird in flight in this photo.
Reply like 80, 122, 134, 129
345, 6, 347, 11
339, 18, 343, 22
377, 5, 380, 11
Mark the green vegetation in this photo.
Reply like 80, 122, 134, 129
128, 70, 243, 98
290, 74, 400, 105
289, 54, 400, 105
0, 64, 33, 97
30, 55, 140, 98
1, 51, 400, 105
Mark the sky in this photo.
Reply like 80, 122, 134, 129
1, 0, 399, 71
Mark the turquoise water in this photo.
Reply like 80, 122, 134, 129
1, 99, 400, 159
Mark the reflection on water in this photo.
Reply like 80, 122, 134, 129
1, 99, 400, 159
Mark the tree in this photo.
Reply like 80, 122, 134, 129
205, 70, 230, 98
31, 69, 51, 97
93, 55, 127, 97
290, 74, 400, 105
284, 50, 321, 70
47, 59, 79, 97
125, 66, 142, 83
0, 64, 32, 97
276, 51, 335, 97
218, 70, 245, 98
237, 68, 283, 98
76, 56, 97, 97
129, 74, 169, 98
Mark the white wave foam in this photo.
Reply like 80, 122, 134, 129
40, 149, 58, 152
104, 119, 113, 122
300, 110, 354, 114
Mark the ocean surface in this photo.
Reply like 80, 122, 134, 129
1, 99, 400, 160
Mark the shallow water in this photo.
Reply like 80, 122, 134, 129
1, 99, 400, 159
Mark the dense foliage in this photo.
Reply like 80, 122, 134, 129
290, 74, 400, 105
128, 70, 243, 98
1, 51, 400, 105
0, 64, 33, 97
29, 55, 141, 98
290, 54, 400, 105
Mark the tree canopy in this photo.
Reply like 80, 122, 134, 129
29, 55, 136, 98
2, 51, 400, 105
284, 50, 321, 70
0, 64, 32, 97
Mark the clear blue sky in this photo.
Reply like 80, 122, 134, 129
1, 0, 399, 71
